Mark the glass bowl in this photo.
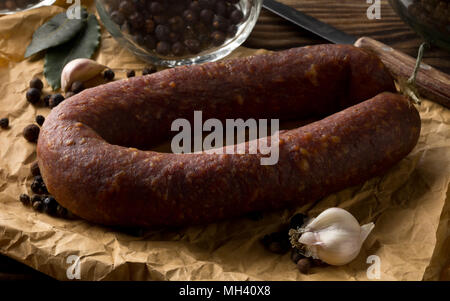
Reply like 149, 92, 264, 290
96, 0, 263, 67
0, 0, 56, 14
389, 0, 450, 51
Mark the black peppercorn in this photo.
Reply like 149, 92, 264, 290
149, 1, 164, 15
200, 9, 214, 24
199, 0, 214, 9
119, 1, 135, 16
297, 258, 312, 274
156, 41, 171, 55
104, 69, 115, 81
70, 81, 84, 94
31, 179, 41, 194
32, 199, 44, 212
184, 39, 201, 53
211, 31, 226, 46
212, 14, 228, 31
31, 175, 47, 195
0, 118, 9, 129
172, 42, 186, 56
31, 194, 43, 205
215, 2, 227, 16
227, 24, 237, 37
126, 70, 136, 78
43, 196, 57, 215
142, 66, 157, 75
155, 24, 171, 42
169, 16, 184, 32
23, 124, 40, 143
49, 94, 65, 108
26, 88, 41, 104
289, 213, 306, 230
56, 204, 68, 218
19, 193, 31, 206
35, 115, 45, 126
290, 248, 305, 264
43, 94, 51, 107
30, 161, 40, 177
190, 1, 201, 12
230, 9, 244, 24
183, 9, 198, 24
144, 19, 155, 34
29, 78, 43, 91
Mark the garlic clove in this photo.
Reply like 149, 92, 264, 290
61, 58, 106, 92
360, 222, 375, 243
295, 207, 375, 266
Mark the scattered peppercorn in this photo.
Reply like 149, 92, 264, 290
70, 81, 84, 94
297, 258, 312, 274
19, 194, 31, 206
26, 88, 41, 104
126, 70, 136, 78
23, 124, 40, 143
35, 115, 45, 126
43, 95, 51, 107
0, 118, 9, 129
104, 69, 115, 81
31, 175, 48, 195
56, 204, 68, 218
43, 196, 57, 215
29, 78, 43, 91
49, 94, 65, 109
289, 213, 306, 230
32, 199, 44, 212
30, 161, 40, 177
142, 66, 157, 76
31, 178, 42, 194
31, 194, 42, 205
290, 248, 305, 264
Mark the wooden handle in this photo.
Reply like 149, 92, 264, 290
354, 37, 450, 109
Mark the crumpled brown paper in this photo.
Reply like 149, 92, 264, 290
0, 3, 449, 281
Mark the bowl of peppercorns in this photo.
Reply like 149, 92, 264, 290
0, 0, 56, 14
389, 0, 450, 51
96, 0, 262, 66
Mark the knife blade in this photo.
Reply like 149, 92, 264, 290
262, 0, 357, 45
261, 0, 450, 108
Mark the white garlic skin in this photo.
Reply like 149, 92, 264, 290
298, 207, 375, 266
61, 58, 106, 92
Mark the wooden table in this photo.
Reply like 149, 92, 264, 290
1, 0, 449, 281
246, 0, 450, 74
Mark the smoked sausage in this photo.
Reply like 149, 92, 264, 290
37, 45, 420, 227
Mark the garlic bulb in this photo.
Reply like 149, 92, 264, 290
290, 207, 374, 266
61, 58, 106, 92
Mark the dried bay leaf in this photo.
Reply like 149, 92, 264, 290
25, 8, 88, 58
44, 14, 101, 90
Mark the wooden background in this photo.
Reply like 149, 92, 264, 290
245, 0, 450, 74
0, 0, 449, 280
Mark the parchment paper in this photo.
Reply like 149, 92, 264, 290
0, 3, 449, 281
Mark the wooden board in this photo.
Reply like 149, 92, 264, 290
244, 0, 450, 74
